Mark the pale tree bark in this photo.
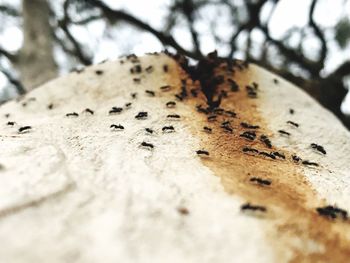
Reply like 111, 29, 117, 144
16, 0, 58, 91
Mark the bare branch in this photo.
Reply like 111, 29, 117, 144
0, 47, 18, 62
0, 4, 19, 17
309, 0, 327, 67
0, 67, 25, 95
84, 0, 202, 59
331, 61, 350, 77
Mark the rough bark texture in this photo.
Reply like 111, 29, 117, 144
16, 0, 57, 91
0, 53, 349, 262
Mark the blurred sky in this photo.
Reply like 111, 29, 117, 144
1, 0, 350, 112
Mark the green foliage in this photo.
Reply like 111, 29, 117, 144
335, 18, 350, 49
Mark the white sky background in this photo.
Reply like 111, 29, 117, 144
0, 0, 350, 112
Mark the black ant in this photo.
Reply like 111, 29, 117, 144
316, 206, 348, 220
84, 108, 94, 115
141, 142, 154, 149
66, 112, 79, 117
133, 78, 141, 83
135, 112, 148, 119
259, 151, 276, 159
110, 124, 124, 130
131, 93, 137, 99
203, 126, 212, 133
225, 110, 236, 118
273, 151, 285, 159
241, 203, 266, 212
166, 101, 176, 108
6, 121, 15, 126
190, 88, 198, 97
302, 160, 319, 167
213, 108, 224, 115
145, 65, 154, 73
278, 130, 290, 136
273, 78, 279, 84
130, 65, 142, 74
241, 122, 260, 129
242, 147, 259, 154
207, 115, 217, 122
227, 78, 239, 92
160, 85, 172, 91
18, 126, 32, 133
287, 121, 299, 127
145, 90, 155, 97
167, 114, 180, 119
109, 107, 123, 115
240, 131, 256, 141
250, 177, 271, 186
196, 105, 209, 114
95, 70, 103, 75
125, 102, 132, 108
311, 143, 326, 155
292, 155, 301, 163
196, 150, 209, 156
47, 103, 54, 110
145, 128, 153, 134
289, 109, 295, 114
163, 64, 168, 72
162, 126, 175, 132
260, 135, 272, 148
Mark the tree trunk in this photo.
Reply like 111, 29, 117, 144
16, 0, 57, 91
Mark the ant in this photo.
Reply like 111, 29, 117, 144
272, 151, 285, 159
84, 108, 94, 115
207, 115, 217, 122
311, 143, 326, 155
196, 105, 209, 114
167, 114, 181, 119
141, 142, 154, 149
7, 121, 15, 126
203, 126, 212, 133
302, 160, 319, 167
259, 151, 276, 159
110, 124, 124, 130
289, 109, 295, 114
131, 93, 137, 99
241, 203, 267, 212
287, 121, 299, 127
242, 147, 259, 154
95, 70, 103, 75
160, 85, 172, 91
133, 78, 141, 83
227, 78, 239, 92
166, 101, 176, 108
240, 131, 256, 141
145, 90, 155, 97
162, 126, 175, 132
292, 155, 301, 163
47, 103, 54, 110
145, 65, 154, 73
278, 130, 290, 136
125, 102, 132, 108
18, 126, 32, 133
260, 135, 272, 148
66, 112, 79, 117
190, 88, 198, 97
250, 177, 271, 186
225, 110, 236, 118
163, 64, 169, 72
109, 107, 123, 115
316, 206, 348, 220
241, 122, 260, 129
135, 112, 148, 120
196, 150, 209, 156
145, 128, 153, 134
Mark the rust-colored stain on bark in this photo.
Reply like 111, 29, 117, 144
165, 54, 350, 262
